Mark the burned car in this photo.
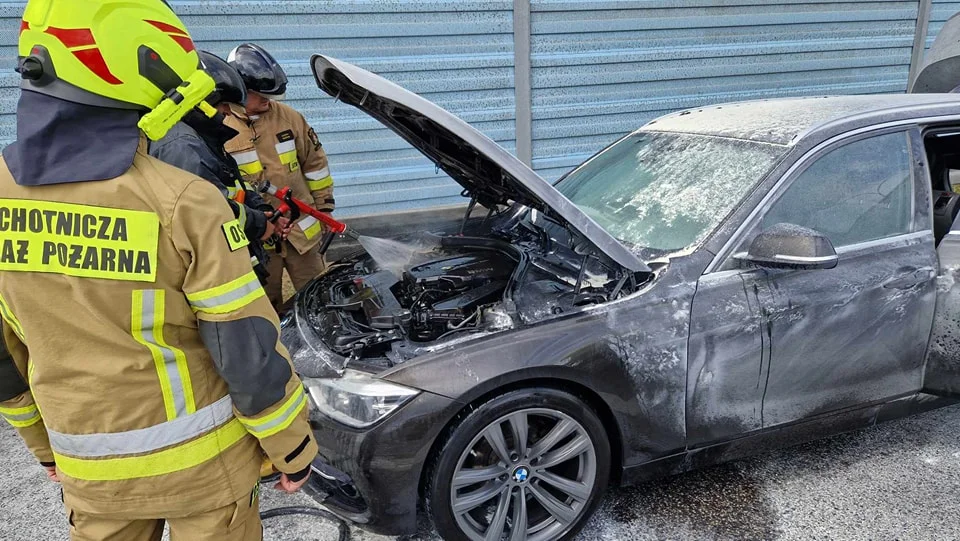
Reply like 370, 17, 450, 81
281, 55, 960, 541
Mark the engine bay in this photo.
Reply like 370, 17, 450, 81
289, 218, 651, 366
390, 252, 515, 341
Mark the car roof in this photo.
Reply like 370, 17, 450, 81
641, 94, 960, 146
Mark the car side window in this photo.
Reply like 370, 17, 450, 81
759, 131, 914, 247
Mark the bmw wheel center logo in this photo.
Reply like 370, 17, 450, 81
513, 466, 529, 483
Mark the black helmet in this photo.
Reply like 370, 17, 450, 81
199, 51, 247, 106
227, 43, 287, 97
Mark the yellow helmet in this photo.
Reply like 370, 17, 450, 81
17, 0, 217, 140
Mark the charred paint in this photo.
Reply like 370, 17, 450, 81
758, 234, 937, 426
687, 268, 768, 445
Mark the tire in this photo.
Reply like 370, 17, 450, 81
425, 387, 611, 541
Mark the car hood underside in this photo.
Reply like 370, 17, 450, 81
310, 54, 647, 273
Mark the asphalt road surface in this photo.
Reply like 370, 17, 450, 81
3, 404, 960, 540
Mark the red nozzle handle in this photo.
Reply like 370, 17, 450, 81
311, 210, 348, 234
260, 181, 347, 234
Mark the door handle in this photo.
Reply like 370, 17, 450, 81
882, 267, 935, 289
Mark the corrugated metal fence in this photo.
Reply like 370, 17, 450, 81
0, 1, 955, 216
0, 1, 515, 216
529, 0, 921, 180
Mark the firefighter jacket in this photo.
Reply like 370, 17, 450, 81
147, 111, 273, 285
223, 101, 335, 255
0, 121, 318, 518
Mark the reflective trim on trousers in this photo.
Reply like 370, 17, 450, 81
47, 395, 234, 458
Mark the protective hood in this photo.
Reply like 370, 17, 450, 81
310, 55, 648, 273
911, 13, 960, 92
2, 90, 140, 186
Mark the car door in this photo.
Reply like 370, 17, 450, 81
923, 211, 960, 396
727, 129, 936, 428
922, 128, 960, 397
686, 267, 767, 446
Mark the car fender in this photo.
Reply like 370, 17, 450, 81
380, 311, 658, 467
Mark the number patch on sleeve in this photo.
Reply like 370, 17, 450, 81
222, 219, 249, 252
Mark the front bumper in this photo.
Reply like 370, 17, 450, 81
304, 389, 458, 536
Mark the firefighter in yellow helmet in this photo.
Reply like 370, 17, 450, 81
0, 2, 317, 540
224, 43, 336, 308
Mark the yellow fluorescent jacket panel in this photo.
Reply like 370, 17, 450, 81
221, 218, 249, 252
0, 199, 159, 282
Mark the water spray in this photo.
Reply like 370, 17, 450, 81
260, 182, 439, 274
260, 181, 360, 255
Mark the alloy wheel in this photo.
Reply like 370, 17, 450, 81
449, 408, 598, 541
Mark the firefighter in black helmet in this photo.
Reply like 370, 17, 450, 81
148, 50, 289, 285
224, 43, 337, 308
229, 42, 289, 98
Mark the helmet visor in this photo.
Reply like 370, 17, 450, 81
229, 44, 287, 96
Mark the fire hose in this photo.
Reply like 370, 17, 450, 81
258, 471, 351, 540
260, 505, 350, 541
259, 181, 359, 255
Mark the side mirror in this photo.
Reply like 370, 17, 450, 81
738, 223, 838, 270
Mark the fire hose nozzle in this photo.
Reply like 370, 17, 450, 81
259, 181, 354, 254
259, 181, 280, 197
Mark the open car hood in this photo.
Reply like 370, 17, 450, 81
310, 55, 648, 273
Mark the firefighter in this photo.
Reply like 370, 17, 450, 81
224, 43, 336, 308
0, 2, 316, 540
148, 50, 288, 286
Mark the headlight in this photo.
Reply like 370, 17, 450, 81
303, 370, 420, 428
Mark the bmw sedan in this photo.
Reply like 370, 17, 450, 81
279, 55, 960, 541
